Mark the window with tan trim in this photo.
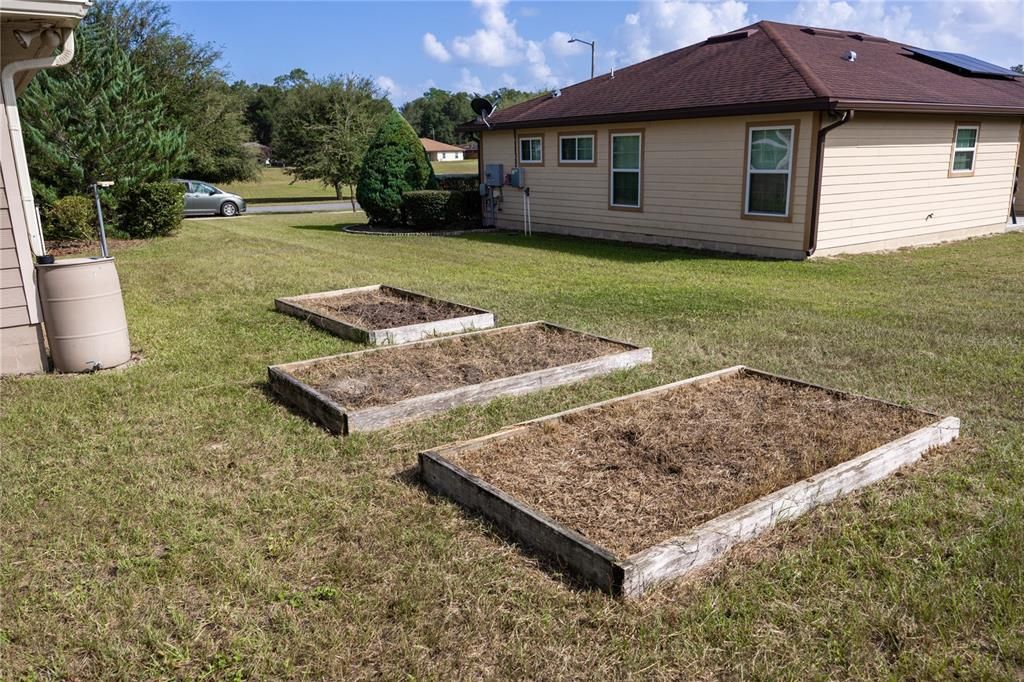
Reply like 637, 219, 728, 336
559, 134, 595, 163
745, 125, 794, 217
610, 132, 642, 208
519, 136, 543, 164
950, 123, 979, 175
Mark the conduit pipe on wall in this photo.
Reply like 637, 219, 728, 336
1, 28, 75, 257
806, 109, 853, 257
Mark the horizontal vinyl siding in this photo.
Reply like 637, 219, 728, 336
0, 185, 29, 330
817, 113, 1021, 253
481, 113, 813, 256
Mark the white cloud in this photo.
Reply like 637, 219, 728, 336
451, 0, 524, 67
456, 67, 484, 93
427, 0, 577, 90
620, 0, 752, 62
375, 75, 412, 103
422, 32, 451, 63
548, 31, 586, 57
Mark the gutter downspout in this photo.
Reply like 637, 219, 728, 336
806, 109, 853, 257
1, 28, 76, 258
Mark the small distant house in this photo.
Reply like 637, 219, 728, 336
420, 138, 465, 162
461, 21, 1024, 258
458, 141, 479, 159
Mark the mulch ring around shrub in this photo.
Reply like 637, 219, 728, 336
447, 373, 938, 558
289, 325, 626, 410
299, 287, 476, 330
342, 224, 499, 236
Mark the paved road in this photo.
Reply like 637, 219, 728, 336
247, 201, 360, 215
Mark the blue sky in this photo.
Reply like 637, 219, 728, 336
168, 0, 1024, 103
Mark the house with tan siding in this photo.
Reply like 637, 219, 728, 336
462, 21, 1024, 259
2, 0, 91, 374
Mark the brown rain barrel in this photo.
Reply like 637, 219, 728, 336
36, 257, 131, 372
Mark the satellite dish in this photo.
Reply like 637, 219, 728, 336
471, 97, 494, 117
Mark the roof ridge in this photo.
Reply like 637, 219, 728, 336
758, 20, 833, 99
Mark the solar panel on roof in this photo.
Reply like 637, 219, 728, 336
908, 47, 1021, 77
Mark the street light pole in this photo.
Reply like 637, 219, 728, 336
568, 37, 595, 80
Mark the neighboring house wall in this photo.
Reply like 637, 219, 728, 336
481, 112, 815, 259
816, 113, 1022, 255
432, 151, 464, 162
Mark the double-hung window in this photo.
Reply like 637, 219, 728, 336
610, 132, 642, 208
519, 136, 543, 164
745, 125, 794, 217
560, 134, 595, 164
950, 124, 978, 175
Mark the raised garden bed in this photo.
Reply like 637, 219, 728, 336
419, 366, 960, 598
268, 321, 652, 434
275, 284, 495, 345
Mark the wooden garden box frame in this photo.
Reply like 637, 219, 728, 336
275, 284, 496, 346
268, 321, 653, 435
418, 365, 960, 598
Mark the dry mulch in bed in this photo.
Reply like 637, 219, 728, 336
449, 374, 936, 557
299, 288, 476, 330
289, 325, 626, 409
46, 239, 143, 257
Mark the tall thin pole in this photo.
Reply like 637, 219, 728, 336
590, 41, 595, 80
93, 183, 110, 259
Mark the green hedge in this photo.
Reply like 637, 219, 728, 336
117, 182, 185, 238
43, 195, 95, 242
436, 174, 479, 192
401, 189, 480, 228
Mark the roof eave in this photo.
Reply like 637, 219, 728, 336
834, 99, 1024, 116
458, 97, 836, 132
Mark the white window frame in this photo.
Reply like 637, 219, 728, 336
609, 132, 642, 209
950, 123, 979, 175
519, 136, 543, 164
744, 124, 795, 218
559, 134, 595, 163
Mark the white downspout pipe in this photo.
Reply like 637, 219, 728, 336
1, 28, 76, 257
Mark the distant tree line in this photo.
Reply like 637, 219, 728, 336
19, 0, 548, 211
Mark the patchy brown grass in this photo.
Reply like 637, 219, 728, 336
450, 374, 936, 557
299, 287, 476, 329
290, 324, 627, 409
46, 238, 145, 257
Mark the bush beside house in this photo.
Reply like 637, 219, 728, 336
43, 195, 96, 242
400, 189, 480, 229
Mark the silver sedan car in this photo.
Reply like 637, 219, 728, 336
175, 179, 246, 217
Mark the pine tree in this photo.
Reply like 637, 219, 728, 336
19, 26, 186, 200
356, 110, 435, 224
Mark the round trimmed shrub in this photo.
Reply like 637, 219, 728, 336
357, 110, 435, 224
117, 181, 185, 238
43, 195, 95, 242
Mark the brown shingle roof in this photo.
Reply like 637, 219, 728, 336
420, 137, 464, 153
463, 20, 1023, 130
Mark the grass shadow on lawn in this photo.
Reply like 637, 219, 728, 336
453, 231, 765, 265
288, 220, 367, 233
391, 464, 605, 595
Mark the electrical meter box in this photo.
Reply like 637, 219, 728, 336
484, 163, 504, 187
508, 167, 526, 188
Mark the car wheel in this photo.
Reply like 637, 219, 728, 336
220, 201, 239, 217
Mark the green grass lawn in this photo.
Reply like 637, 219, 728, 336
219, 167, 348, 204
432, 158, 479, 175
2, 213, 1022, 679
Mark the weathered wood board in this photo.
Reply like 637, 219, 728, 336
275, 284, 495, 345
268, 321, 653, 435
418, 366, 960, 598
